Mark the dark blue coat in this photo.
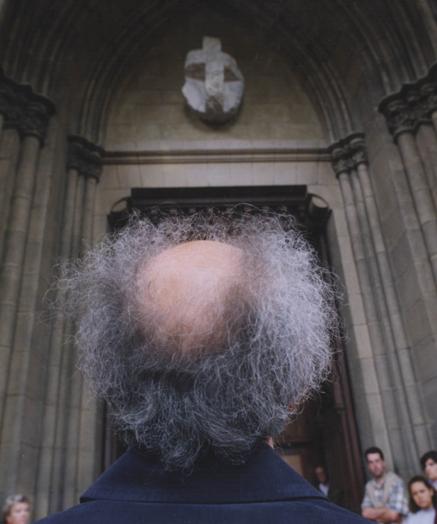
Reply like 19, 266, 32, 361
36, 444, 369, 523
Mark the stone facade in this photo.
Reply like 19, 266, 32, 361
0, 0, 436, 519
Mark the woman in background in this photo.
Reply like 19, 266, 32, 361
404, 476, 437, 524
2, 495, 30, 524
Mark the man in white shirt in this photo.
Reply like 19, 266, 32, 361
361, 446, 408, 523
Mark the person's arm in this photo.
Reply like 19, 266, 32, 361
384, 478, 408, 523
362, 507, 401, 522
361, 491, 375, 519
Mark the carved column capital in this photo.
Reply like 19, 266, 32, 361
67, 135, 104, 181
0, 71, 55, 143
348, 133, 368, 168
18, 93, 55, 144
329, 144, 352, 177
329, 132, 368, 176
379, 95, 416, 139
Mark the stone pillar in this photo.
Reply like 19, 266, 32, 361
352, 150, 431, 452
331, 141, 393, 465
41, 136, 103, 514
419, 74, 437, 207
378, 84, 437, 441
0, 88, 54, 429
0, 71, 22, 258
75, 174, 101, 503
57, 169, 85, 510
0, 72, 55, 507
34, 165, 78, 517
331, 133, 432, 476
49, 170, 85, 512
0, 129, 20, 260
415, 123, 437, 209
380, 95, 437, 283
351, 152, 428, 463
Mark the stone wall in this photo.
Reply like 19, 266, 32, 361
105, 10, 325, 150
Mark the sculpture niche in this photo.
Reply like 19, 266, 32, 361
182, 36, 244, 125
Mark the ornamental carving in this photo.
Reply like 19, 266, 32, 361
329, 133, 368, 177
379, 96, 416, 138
19, 96, 55, 143
379, 63, 437, 138
67, 135, 104, 180
349, 135, 368, 167
0, 69, 54, 144
330, 146, 351, 176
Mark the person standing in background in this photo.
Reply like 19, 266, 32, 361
362, 446, 408, 523
314, 465, 344, 507
421, 452, 437, 491
403, 476, 436, 524
2, 495, 31, 524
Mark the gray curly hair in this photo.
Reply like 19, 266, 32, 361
60, 211, 338, 471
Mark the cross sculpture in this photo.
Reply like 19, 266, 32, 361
182, 36, 244, 124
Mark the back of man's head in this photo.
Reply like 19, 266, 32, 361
61, 211, 337, 471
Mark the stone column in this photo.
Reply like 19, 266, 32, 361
0, 72, 22, 258
61, 173, 85, 508
34, 164, 78, 517
45, 136, 103, 513
350, 154, 427, 469
75, 174, 101, 502
0, 90, 54, 429
419, 77, 437, 208
331, 142, 393, 464
64, 139, 103, 507
380, 94, 437, 283
351, 143, 431, 451
415, 123, 437, 209
331, 132, 434, 475
0, 130, 20, 260
51, 171, 85, 512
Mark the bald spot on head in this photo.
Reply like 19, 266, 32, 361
137, 240, 245, 354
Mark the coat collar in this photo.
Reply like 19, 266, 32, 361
81, 443, 324, 504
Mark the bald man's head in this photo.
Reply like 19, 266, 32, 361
62, 213, 336, 471
137, 240, 245, 354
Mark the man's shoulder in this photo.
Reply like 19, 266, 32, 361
386, 471, 404, 483
36, 446, 370, 523
364, 471, 404, 489
36, 498, 369, 524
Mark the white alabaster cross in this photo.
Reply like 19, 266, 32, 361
183, 36, 244, 118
